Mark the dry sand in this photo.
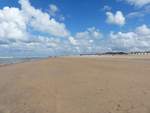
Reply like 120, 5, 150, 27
0, 56, 150, 113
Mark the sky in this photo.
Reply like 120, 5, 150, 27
0, 0, 150, 57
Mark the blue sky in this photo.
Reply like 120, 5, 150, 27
0, 0, 150, 57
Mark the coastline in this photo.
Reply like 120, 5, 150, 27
0, 57, 46, 67
0, 55, 150, 113
0, 55, 150, 67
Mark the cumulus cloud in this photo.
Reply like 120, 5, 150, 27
124, 0, 150, 7
19, 0, 69, 37
0, 0, 150, 56
48, 4, 65, 21
0, 0, 70, 41
69, 36, 77, 45
69, 27, 104, 53
75, 27, 102, 40
0, 7, 27, 41
106, 11, 126, 26
73, 25, 150, 52
135, 24, 150, 35
109, 24, 150, 51
0, 0, 71, 56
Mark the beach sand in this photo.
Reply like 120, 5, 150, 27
0, 56, 150, 113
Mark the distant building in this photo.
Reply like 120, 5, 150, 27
130, 51, 150, 55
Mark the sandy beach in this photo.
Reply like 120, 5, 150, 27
0, 56, 150, 113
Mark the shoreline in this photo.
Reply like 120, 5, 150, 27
0, 55, 150, 67
0, 57, 47, 68
0, 56, 150, 113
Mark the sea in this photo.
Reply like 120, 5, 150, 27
0, 57, 44, 65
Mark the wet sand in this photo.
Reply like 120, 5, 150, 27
0, 56, 150, 113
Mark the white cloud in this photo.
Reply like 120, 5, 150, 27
74, 25, 150, 52
0, 0, 71, 56
0, 0, 150, 56
127, 11, 144, 18
49, 4, 59, 17
76, 27, 102, 39
0, 7, 27, 41
109, 24, 150, 51
69, 36, 77, 45
19, 0, 69, 37
48, 4, 65, 21
103, 5, 112, 11
125, 0, 150, 7
127, 5, 150, 19
0, 0, 70, 41
70, 27, 103, 53
106, 11, 126, 26
135, 24, 150, 35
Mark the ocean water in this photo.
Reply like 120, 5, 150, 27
0, 57, 43, 65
